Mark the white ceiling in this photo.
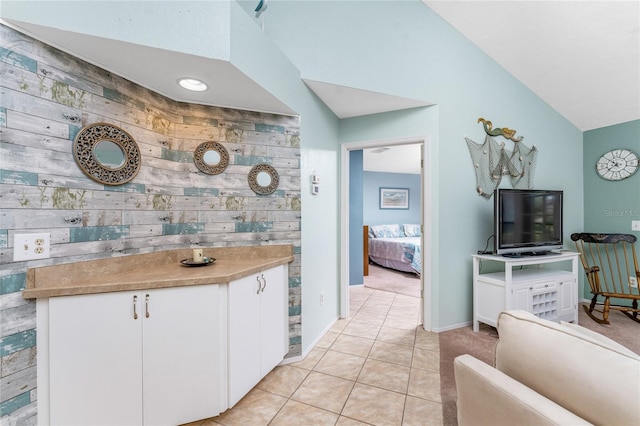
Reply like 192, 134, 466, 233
307, 1, 639, 130
0, 19, 297, 117
423, 0, 640, 131
302, 79, 432, 119
363, 144, 422, 174
3, 1, 638, 131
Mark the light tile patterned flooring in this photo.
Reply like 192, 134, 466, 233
188, 286, 443, 426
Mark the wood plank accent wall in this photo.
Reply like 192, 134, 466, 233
0, 24, 301, 423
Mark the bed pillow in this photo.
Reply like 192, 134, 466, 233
370, 224, 404, 238
403, 224, 421, 237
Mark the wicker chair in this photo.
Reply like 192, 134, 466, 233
571, 233, 640, 324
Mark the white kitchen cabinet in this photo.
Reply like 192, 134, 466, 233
46, 285, 222, 426
48, 291, 142, 426
228, 265, 288, 407
472, 252, 579, 332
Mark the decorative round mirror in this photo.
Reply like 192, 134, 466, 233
94, 140, 126, 169
248, 163, 279, 195
194, 141, 229, 175
73, 123, 141, 185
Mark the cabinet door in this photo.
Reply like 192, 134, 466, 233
557, 279, 577, 321
49, 292, 143, 426
259, 265, 288, 376
228, 274, 262, 407
511, 285, 531, 312
143, 285, 222, 425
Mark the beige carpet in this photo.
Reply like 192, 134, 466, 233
439, 305, 640, 426
363, 263, 421, 298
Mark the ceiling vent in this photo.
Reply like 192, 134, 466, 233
371, 147, 390, 154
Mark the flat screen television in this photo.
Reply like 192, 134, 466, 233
494, 189, 564, 256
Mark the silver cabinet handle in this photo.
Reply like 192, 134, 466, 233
256, 276, 262, 294
133, 295, 138, 320
145, 294, 150, 318
261, 274, 267, 293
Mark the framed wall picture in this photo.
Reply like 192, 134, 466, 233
379, 187, 409, 209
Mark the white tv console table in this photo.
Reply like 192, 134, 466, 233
472, 251, 580, 332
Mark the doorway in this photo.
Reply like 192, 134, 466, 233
340, 136, 432, 331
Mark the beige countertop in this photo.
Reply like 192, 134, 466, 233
24, 245, 294, 299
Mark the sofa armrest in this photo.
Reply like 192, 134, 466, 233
496, 310, 640, 425
454, 355, 592, 426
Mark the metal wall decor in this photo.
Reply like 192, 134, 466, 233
477, 117, 523, 142
193, 141, 229, 175
465, 117, 538, 198
73, 122, 141, 185
248, 163, 279, 195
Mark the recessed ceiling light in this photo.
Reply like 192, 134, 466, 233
177, 78, 208, 92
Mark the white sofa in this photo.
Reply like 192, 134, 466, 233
454, 310, 640, 426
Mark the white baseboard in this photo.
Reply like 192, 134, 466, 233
432, 320, 473, 333
280, 315, 340, 365
443, 301, 592, 333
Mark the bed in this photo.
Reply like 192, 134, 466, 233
364, 224, 421, 275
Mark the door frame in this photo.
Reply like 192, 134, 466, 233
340, 135, 432, 331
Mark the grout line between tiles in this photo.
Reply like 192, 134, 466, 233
207, 286, 440, 426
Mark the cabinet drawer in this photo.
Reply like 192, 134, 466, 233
532, 281, 557, 293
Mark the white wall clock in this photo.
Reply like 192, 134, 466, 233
596, 148, 639, 181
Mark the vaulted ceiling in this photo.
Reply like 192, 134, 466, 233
306, 1, 639, 131
2, 1, 638, 132
423, 0, 639, 131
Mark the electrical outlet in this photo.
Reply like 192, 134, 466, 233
14, 233, 50, 261
320, 292, 325, 305
630, 276, 638, 288
632, 220, 640, 231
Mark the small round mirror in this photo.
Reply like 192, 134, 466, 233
203, 150, 221, 166
256, 171, 272, 187
194, 141, 229, 175
248, 164, 279, 195
94, 140, 125, 169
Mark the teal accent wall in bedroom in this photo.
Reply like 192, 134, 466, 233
583, 119, 640, 298
351, 169, 421, 286
363, 171, 422, 225
349, 150, 364, 285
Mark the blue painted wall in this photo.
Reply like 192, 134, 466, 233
583, 119, 640, 299
363, 172, 421, 225
349, 150, 364, 285
264, 1, 584, 328
2, 0, 588, 341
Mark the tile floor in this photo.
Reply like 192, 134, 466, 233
187, 286, 443, 426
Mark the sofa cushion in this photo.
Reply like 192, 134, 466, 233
559, 320, 638, 357
495, 310, 640, 426
455, 354, 592, 426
